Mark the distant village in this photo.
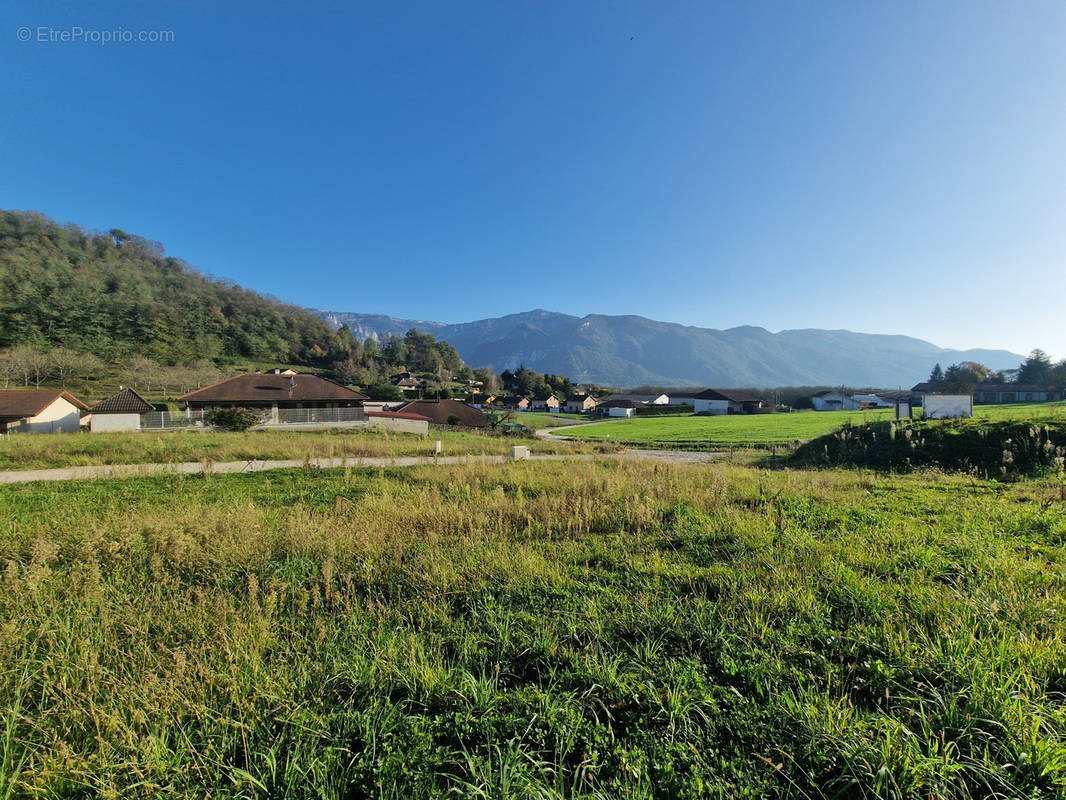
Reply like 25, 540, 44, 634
2, 356, 1062, 436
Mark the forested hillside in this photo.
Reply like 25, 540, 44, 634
0, 209, 339, 364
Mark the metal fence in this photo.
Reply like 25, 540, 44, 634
140, 409, 208, 429
274, 407, 366, 425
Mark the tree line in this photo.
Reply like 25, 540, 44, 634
927, 349, 1066, 393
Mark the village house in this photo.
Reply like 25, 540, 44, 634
0, 389, 88, 434
466, 392, 496, 408
601, 393, 669, 406
910, 382, 1063, 405
497, 396, 531, 411
564, 393, 598, 414
387, 398, 488, 427
530, 393, 561, 412
178, 373, 367, 423
87, 387, 156, 432
598, 398, 645, 417
692, 389, 768, 415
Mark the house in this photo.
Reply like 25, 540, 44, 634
394, 378, 421, 389
564, 394, 598, 414
530, 393, 561, 412
598, 398, 645, 417
910, 382, 1062, 405
178, 373, 367, 423
466, 393, 496, 408
693, 389, 769, 415
665, 394, 699, 407
972, 384, 1062, 404
265, 368, 297, 375
0, 389, 88, 433
87, 387, 155, 432
601, 393, 669, 406
390, 371, 416, 385
852, 394, 894, 409
812, 391, 862, 411
388, 399, 487, 427
498, 396, 531, 411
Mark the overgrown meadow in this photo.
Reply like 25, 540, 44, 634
2, 460, 1064, 798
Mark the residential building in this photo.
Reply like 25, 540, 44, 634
0, 389, 88, 433
693, 389, 769, 415
87, 387, 155, 432
178, 373, 367, 423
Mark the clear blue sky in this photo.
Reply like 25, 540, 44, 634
3, 1, 1064, 359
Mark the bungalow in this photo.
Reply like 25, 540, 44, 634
812, 391, 861, 412
88, 387, 155, 432
665, 394, 699, 407
388, 399, 487, 427
498, 396, 531, 411
530, 393, 561, 412
178, 373, 367, 423
972, 384, 1062, 404
602, 393, 669, 406
564, 394, 598, 414
598, 398, 645, 417
0, 389, 88, 433
693, 389, 769, 415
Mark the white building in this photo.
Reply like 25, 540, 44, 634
0, 389, 88, 434
693, 389, 768, 415
88, 387, 156, 432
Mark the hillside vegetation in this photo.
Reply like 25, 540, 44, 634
2, 460, 1064, 797
0, 210, 341, 364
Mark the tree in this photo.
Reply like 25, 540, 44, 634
126, 355, 161, 394
929, 363, 944, 383
482, 406, 515, 430
7, 345, 52, 388
1016, 349, 1053, 386
49, 347, 84, 388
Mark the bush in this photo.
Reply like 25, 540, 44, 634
206, 407, 262, 432
446, 415, 462, 426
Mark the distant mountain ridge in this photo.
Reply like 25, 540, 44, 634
312, 309, 1024, 389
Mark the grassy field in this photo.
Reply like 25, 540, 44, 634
0, 427, 608, 471
1, 459, 1064, 798
558, 402, 1066, 447
515, 411, 588, 429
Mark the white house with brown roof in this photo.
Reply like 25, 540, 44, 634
693, 389, 769, 415
88, 387, 156, 432
0, 390, 88, 433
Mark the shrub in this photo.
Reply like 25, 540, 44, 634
206, 407, 262, 431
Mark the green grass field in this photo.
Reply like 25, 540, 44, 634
1, 459, 1063, 797
558, 402, 1066, 447
514, 411, 588, 428
0, 427, 608, 471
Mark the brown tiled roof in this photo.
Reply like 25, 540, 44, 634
391, 399, 487, 427
367, 410, 432, 422
694, 388, 762, 403
89, 387, 155, 414
0, 390, 88, 420
178, 373, 368, 404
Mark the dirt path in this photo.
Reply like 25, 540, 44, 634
0, 447, 727, 486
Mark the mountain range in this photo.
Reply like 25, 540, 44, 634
313, 309, 1023, 389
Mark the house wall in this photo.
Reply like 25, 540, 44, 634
91, 413, 142, 432
608, 407, 635, 417
9, 397, 84, 433
694, 398, 730, 415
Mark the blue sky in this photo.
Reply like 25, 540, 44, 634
3, 1, 1064, 359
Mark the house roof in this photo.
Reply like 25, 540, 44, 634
694, 388, 763, 403
366, 410, 432, 422
178, 373, 368, 404
391, 399, 488, 427
603, 394, 662, 403
89, 387, 155, 414
566, 394, 597, 403
498, 396, 529, 405
531, 393, 559, 401
0, 389, 89, 420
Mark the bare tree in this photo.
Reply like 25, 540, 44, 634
0, 350, 19, 389
50, 347, 84, 388
7, 345, 53, 388
126, 355, 161, 394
